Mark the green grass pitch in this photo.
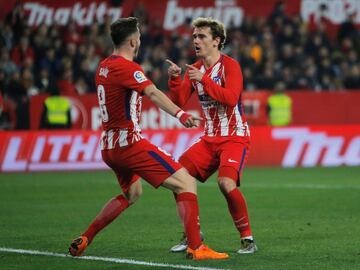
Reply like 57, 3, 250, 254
0, 167, 359, 270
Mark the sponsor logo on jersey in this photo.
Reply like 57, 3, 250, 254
133, 71, 147, 83
99, 67, 109, 78
228, 158, 238, 163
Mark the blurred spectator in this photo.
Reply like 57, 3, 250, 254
35, 68, 55, 93
0, 47, 17, 78
57, 67, 77, 96
338, 12, 358, 42
266, 82, 292, 126
40, 88, 72, 129
344, 65, 360, 89
11, 36, 35, 68
22, 68, 39, 96
0, 92, 16, 130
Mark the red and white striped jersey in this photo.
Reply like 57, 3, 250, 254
95, 55, 153, 149
169, 54, 250, 137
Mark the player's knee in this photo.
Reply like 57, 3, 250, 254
126, 183, 143, 205
177, 170, 196, 193
163, 168, 196, 194
218, 177, 236, 194
128, 188, 142, 204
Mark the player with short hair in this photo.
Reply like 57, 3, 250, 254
167, 17, 257, 254
68, 17, 228, 261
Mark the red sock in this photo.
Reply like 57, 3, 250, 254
175, 192, 202, 250
225, 188, 252, 238
83, 195, 129, 243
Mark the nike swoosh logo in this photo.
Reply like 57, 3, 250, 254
228, 159, 238, 163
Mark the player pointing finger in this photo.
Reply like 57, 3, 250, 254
166, 59, 182, 78
185, 64, 204, 82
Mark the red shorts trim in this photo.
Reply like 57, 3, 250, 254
102, 139, 182, 191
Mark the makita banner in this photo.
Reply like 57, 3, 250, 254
1, 125, 359, 172
2, 0, 360, 29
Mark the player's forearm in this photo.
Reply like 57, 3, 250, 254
145, 85, 180, 117
201, 76, 240, 106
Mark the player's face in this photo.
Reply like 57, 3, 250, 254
192, 27, 219, 58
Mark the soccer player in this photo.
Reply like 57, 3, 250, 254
167, 17, 258, 254
68, 17, 229, 261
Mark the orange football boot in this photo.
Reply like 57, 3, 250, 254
69, 236, 88, 256
186, 244, 229, 260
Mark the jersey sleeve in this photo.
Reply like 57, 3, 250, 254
168, 71, 193, 108
119, 62, 153, 94
201, 59, 243, 106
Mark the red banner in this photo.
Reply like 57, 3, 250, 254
2, 0, 360, 30
30, 91, 360, 130
1, 125, 359, 172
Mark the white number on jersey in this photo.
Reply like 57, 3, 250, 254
97, 84, 109, 122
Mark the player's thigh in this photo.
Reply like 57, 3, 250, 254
218, 138, 250, 185
114, 169, 141, 194
125, 139, 183, 189
179, 139, 218, 182
162, 167, 197, 194
102, 149, 141, 194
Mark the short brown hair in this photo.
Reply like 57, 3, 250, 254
192, 17, 226, 50
110, 17, 139, 48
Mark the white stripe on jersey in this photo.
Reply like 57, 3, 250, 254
234, 104, 244, 136
119, 129, 128, 147
107, 129, 114, 149
194, 66, 206, 95
210, 62, 222, 79
100, 131, 105, 150
218, 104, 229, 136
203, 109, 214, 136
130, 91, 141, 133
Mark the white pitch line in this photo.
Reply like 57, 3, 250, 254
0, 247, 230, 270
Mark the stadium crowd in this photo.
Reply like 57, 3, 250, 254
0, 2, 359, 129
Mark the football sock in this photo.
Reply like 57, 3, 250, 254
175, 192, 202, 250
83, 195, 129, 243
225, 188, 252, 238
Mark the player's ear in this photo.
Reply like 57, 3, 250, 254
129, 38, 136, 48
214, 37, 220, 48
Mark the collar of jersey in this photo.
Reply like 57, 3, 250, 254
202, 54, 224, 73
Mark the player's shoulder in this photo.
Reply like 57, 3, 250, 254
222, 54, 240, 67
99, 55, 140, 70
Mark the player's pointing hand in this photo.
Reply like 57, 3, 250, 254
186, 64, 204, 82
166, 59, 181, 78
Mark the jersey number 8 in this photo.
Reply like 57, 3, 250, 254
97, 84, 109, 122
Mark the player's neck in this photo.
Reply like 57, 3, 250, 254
112, 48, 134, 61
202, 50, 221, 69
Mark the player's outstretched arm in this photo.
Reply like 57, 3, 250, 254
144, 84, 202, 128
